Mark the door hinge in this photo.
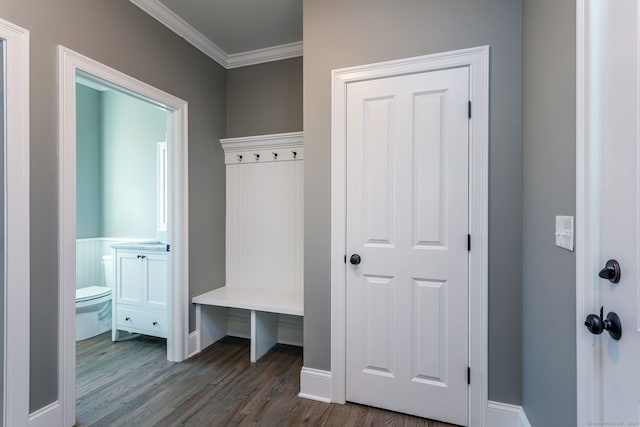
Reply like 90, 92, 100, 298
468, 101, 472, 119
344, 254, 347, 264
467, 234, 471, 252
468, 367, 471, 385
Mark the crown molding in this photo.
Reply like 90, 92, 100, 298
226, 41, 303, 69
130, 0, 303, 69
220, 131, 303, 153
130, 0, 227, 66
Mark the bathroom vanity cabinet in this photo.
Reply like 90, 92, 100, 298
111, 244, 169, 340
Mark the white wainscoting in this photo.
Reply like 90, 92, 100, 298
76, 238, 105, 289
225, 159, 304, 294
76, 237, 149, 289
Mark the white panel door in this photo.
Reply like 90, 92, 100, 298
345, 67, 470, 425
588, 0, 640, 422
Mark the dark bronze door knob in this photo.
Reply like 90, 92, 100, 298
598, 259, 621, 283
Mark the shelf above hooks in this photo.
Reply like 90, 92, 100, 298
220, 131, 303, 165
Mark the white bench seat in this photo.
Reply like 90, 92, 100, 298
193, 287, 303, 316
193, 286, 303, 362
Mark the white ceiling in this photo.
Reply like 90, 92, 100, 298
131, 0, 303, 69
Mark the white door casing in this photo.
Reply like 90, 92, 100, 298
0, 17, 30, 427
345, 67, 470, 425
577, 0, 640, 424
331, 46, 489, 427
58, 46, 189, 426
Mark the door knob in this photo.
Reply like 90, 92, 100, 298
349, 254, 361, 265
598, 259, 621, 283
584, 306, 622, 340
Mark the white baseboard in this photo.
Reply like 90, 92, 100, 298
297, 371, 530, 427
29, 401, 60, 427
298, 367, 332, 403
188, 331, 199, 358
487, 401, 531, 427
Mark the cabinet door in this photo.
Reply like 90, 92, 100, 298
117, 252, 143, 306
145, 253, 167, 309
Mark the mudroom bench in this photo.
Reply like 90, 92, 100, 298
192, 132, 304, 362
193, 287, 303, 362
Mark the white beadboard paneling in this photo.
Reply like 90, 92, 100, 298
76, 238, 104, 289
76, 237, 150, 289
226, 160, 303, 294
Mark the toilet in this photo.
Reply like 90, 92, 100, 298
76, 255, 113, 341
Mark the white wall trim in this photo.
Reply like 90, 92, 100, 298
28, 401, 60, 427
220, 132, 304, 164
0, 17, 31, 427
129, 0, 303, 69
576, 1, 603, 425
226, 42, 303, 69
58, 46, 190, 426
298, 367, 332, 404
298, 373, 529, 427
220, 131, 303, 153
330, 46, 490, 426
487, 401, 531, 427
129, 0, 227, 66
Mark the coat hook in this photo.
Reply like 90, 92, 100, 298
237, 154, 243, 162
292, 151, 297, 159
272, 152, 278, 160
254, 153, 260, 161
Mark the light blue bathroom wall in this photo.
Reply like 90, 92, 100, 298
76, 83, 103, 238
101, 90, 167, 239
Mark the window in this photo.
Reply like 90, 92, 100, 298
157, 141, 167, 232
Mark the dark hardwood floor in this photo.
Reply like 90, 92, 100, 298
76, 333, 459, 427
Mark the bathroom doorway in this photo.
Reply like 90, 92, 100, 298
75, 76, 169, 341
58, 46, 189, 426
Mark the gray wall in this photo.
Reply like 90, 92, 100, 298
303, 0, 523, 403
0, 0, 227, 411
101, 90, 166, 239
522, 0, 576, 425
76, 84, 102, 238
226, 57, 302, 137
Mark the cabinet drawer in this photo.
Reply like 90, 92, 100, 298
116, 307, 167, 338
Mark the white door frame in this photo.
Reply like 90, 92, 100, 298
330, 46, 489, 426
576, 0, 609, 424
0, 17, 30, 427
58, 46, 189, 426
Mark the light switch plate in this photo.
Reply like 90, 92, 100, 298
555, 215, 574, 251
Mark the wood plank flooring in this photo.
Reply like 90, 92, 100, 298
76, 333, 459, 427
